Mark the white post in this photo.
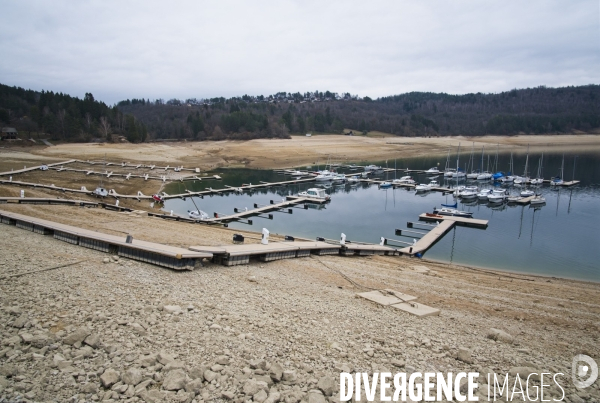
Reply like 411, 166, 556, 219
261, 228, 270, 245
9, 176, 12, 182
20, 190, 24, 198
380, 237, 385, 246
115, 199, 119, 207
170, 210, 173, 216
340, 233, 346, 245
150, 202, 154, 208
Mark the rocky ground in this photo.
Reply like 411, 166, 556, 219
1, 204, 599, 403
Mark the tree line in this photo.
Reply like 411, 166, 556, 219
2, 83, 599, 142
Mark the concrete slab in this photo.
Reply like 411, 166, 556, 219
391, 302, 440, 317
357, 290, 417, 306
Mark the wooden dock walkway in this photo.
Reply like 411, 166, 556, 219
0, 160, 77, 176
0, 197, 98, 207
0, 209, 212, 270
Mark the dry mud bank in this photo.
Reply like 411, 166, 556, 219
0, 203, 599, 402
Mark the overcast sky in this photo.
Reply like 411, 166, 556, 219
1, 0, 598, 104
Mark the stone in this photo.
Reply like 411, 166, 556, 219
164, 360, 186, 372
63, 327, 92, 345
12, 315, 28, 328
243, 379, 267, 396
204, 369, 218, 382
122, 367, 143, 386
0, 364, 17, 377
103, 258, 110, 264
82, 382, 99, 394
30, 334, 51, 349
457, 347, 473, 364
100, 368, 120, 388
188, 366, 205, 380
139, 353, 157, 368
569, 394, 585, 403
487, 328, 514, 344
282, 370, 297, 383
163, 305, 182, 314
216, 355, 230, 365
84, 333, 101, 348
254, 389, 268, 403
139, 389, 165, 403
162, 369, 187, 391
391, 359, 405, 368
317, 376, 336, 396
130, 323, 147, 336
308, 389, 327, 403
265, 391, 281, 403
19, 332, 34, 343
185, 378, 203, 394
508, 367, 540, 382
269, 363, 284, 382
157, 351, 175, 365
222, 391, 235, 400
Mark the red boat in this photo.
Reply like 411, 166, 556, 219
152, 194, 164, 203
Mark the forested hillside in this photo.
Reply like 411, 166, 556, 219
2, 83, 599, 142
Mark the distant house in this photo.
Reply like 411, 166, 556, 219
1, 127, 18, 140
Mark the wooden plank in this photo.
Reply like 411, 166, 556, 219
0, 209, 211, 260
418, 213, 488, 228
400, 220, 455, 255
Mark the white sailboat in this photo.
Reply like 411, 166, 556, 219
550, 154, 565, 186
530, 153, 544, 185
443, 148, 455, 177
514, 145, 531, 184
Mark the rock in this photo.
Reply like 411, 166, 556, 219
308, 389, 327, 403
122, 367, 143, 386
5, 306, 22, 316
282, 370, 297, 384
29, 334, 51, 348
12, 315, 28, 328
130, 323, 147, 336
135, 379, 153, 394
19, 332, 34, 343
185, 378, 203, 394
569, 394, 585, 403
243, 379, 268, 396
162, 369, 187, 391
188, 366, 205, 380
508, 367, 540, 382
84, 333, 101, 348
63, 327, 91, 345
487, 328, 514, 344
163, 305, 182, 314
222, 391, 235, 400
317, 376, 336, 396
138, 389, 165, 403
157, 351, 175, 365
254, 389, 268, 403
164, 360, 186, 372
82, 382, 99, 394
457, 347, 473, 364
269, 363, 284, 382
216, 355, 230, 365
391, 359, 405, 368
0, 364, 17, 377
100, 368, 120, 388
112, 255, 120, 261
265, 391, 281, 403
139, 353, 157, 368
204, 369, 218, 382
103, 258, 110, 264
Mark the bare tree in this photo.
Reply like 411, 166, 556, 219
99, 116, 112, 141
85, 113, 93, 133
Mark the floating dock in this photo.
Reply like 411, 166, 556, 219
0, 160, 77, 176
0, 209, 212, 270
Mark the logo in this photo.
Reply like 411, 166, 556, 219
572, 354, 598, 389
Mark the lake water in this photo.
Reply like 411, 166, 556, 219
164, 151, 600, 282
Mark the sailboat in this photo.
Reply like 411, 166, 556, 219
491, 144, 504, 180
550, 154, 565, 186
466, 143, 479, 179
530, 153, 544, 185
451, 144, 466, 178
477, 148, 492, 180
514, 145, 531, 184
443, 148, 456, 177
500, 152, 516, 183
